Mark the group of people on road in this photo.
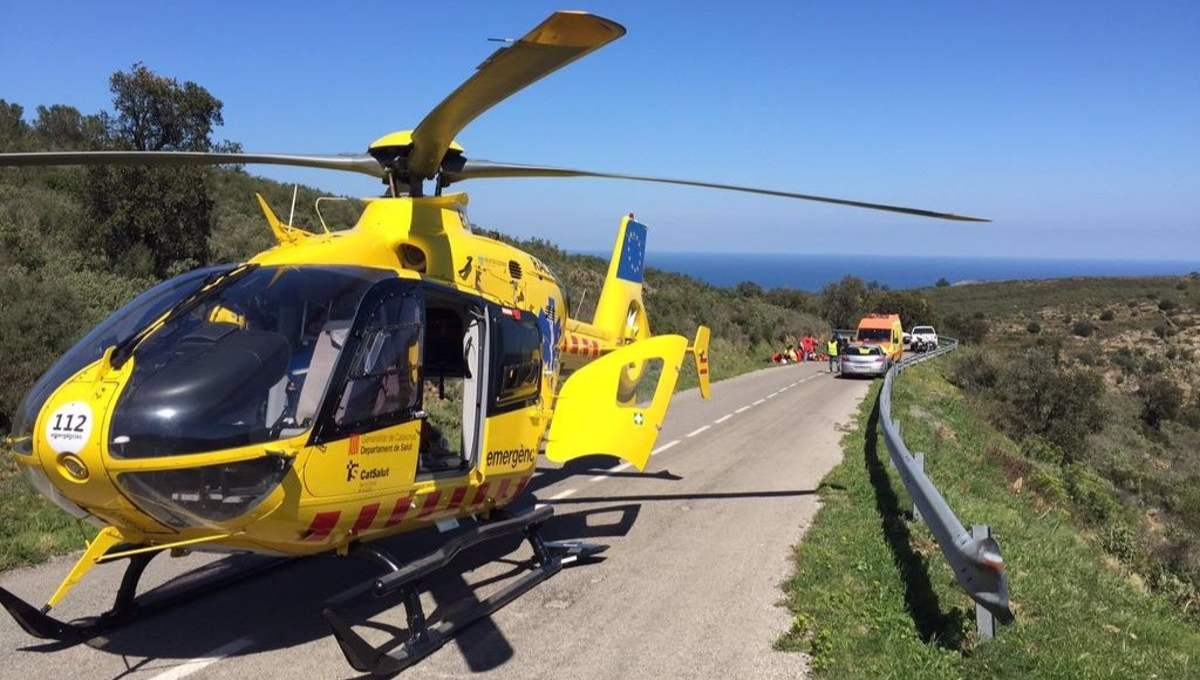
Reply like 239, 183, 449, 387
770, 332, 848, 372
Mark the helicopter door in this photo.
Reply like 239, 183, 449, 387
461, 313, 485, 467
304, 279, 424, 497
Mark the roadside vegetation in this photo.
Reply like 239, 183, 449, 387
778, 362, 1200, 678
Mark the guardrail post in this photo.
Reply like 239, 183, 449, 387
913, 453, 925, 523
973, 524, 997, 641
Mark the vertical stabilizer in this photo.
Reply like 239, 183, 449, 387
592, 214, 650, 344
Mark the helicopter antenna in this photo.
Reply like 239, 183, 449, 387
287, 184, 299, 228
314, 196, 352, 234
576, 288, 588, 320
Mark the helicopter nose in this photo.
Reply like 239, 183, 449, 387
24, 375, 127, 521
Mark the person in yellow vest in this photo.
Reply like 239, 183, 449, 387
827, 337, 839, 373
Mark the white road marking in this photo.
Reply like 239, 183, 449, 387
734, 405, 751, 414
753, 399, 765, 406
767, 392, 778, 399
549, 488, 578, 501
652, 440, 680, 456
687, 425, 711, 437
714, 414, 733, 424
145, 637, 254, 680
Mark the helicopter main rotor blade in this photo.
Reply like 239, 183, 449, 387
444, 160, 991, 222
407, 11, 626, 181
0, 151, 386, 178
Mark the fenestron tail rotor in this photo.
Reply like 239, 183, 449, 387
0, 10, 989, 223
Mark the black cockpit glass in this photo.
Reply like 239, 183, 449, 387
10, 265, 235, 455
108, 266, 393, 459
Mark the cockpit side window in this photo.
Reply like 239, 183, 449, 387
312, 281, 424, 443
489, 308, 542, 415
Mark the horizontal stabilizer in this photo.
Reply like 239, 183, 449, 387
546, 335, 688, 470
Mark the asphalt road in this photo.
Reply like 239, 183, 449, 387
0, 360, 870, 680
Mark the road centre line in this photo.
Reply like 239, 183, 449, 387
767, 392, 778, 398
687, 425, 711, 437
549, 488, 577, 501
734, 405, 751, 414
714, 414, 733, 424
753, 399, 765, 406
145, 637, 254, 680
651, 440, 680, 456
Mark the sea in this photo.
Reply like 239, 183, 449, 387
628, 252, 1200, 292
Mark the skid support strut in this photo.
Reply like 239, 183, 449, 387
324, 505, 606, 675
0, 549, 285, 643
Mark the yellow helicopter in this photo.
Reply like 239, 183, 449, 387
0, 10, 986, 673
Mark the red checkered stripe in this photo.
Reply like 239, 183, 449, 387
301, 474, 533, 541
560, 334, 602, 357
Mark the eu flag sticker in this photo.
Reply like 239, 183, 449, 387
615, 220, 647, 283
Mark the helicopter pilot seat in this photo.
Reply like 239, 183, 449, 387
291, 318, 352, 433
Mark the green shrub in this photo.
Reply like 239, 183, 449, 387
948, 349, 1000, 391
1063, 463, 1120, 522
942, 312, 989, 344
1159, 298, 1179, 311
1100, 309, 1116, 321
997, 349, 1106, 461
1138, 377, 1183, 429
1153, 323, 1171, 339
1027, 320, 1041, 334
1027, 466, 1068, 505
1022, 435, 1066, 465
1072, 321, 1095, 337
1098, 523, 1138, 563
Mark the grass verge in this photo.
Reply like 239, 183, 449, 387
778, 361, 1200, 678
0, 455, 94, 572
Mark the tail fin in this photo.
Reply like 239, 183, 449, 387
592, 214, 650, 344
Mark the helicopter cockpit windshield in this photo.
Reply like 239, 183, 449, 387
108, 265, 393, 459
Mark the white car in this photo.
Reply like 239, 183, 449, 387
909, 325, 939, 351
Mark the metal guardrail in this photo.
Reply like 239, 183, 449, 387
879, 338, 1015, 638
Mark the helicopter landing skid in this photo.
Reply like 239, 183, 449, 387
323, 504, 606, 675
0, 550, 286, 644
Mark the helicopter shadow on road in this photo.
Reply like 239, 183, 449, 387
72, 501, 643, 678
525, 457, 683, 497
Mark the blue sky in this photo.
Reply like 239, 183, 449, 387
3, 1, 1197, 259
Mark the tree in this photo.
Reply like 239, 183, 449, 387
998, 348, 1106, 461
0, 100, 28, 150
935, 277, 950, 287
1138, 377, 1182, 429
78, 64, 225, 278
872, 290, 938, 328
33, 105, 106, 150
820, 276, 869, 329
